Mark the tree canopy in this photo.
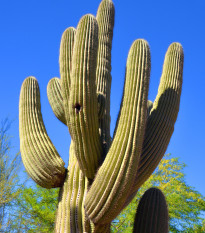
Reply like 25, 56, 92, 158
0, 119, 21, 231
9, 183, 59, 232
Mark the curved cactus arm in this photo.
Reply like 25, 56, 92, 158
66, 14, 102, 179
133, 188, 169, 233
126, 43, 184, 203
96, 0, 115, 152
47, 77, 67, 125
85, 39, 150, 224
55, 143, 88, 233
59, 27, 76, 125
19, 76, 66, 188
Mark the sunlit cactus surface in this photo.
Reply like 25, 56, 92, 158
19, 0, 184, 232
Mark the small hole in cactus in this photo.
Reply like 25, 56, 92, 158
74, 103, 81, 114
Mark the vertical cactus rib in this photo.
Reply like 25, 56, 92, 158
85, 39, 150, 224
47, 77, 67, 125
133, 188, 169, 233
96, 0, 114, 96
127, 43, 184, 201
19, 76, 66, 188
55, 146, 88, 233
96, 0, 115, 152
97, 92, 106, 119
67, 14, 102, 179
60, 27, 76, 125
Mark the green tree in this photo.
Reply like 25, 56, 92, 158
0, 118, 21, 231
111, 154, 205, 232
9, 182, 59, 232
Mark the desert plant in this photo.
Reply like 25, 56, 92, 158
19, 0, 184, 232
133, 188, 169, 233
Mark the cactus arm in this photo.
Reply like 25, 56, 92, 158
19, 77, 66, 188
65, 14, 102, 179
133, 188, 169, 233
125, 43, 184, 204
96, 0, 115, 152
136, 42, 184, 186
47, 77, 67, 125
59, 27, 76, 125
85, 39, 150, 224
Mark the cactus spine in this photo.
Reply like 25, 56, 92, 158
19, 0, 184, 232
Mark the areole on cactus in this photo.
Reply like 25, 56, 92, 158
19, 0, 184, 232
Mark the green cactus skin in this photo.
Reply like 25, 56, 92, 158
97, 92, 106, 119
60, 27, 76, 127
136, 43, 183, 187
55, 142, 88, 233
123, 42, 184, 207
47, 77, 66, 125
133, 188, 169, 233
19, 77, 65, 188
55, 141, 110, 233
96, 0, 115, 154
66, 14, 102, 179
84, 39, 150, 224
19, 0, 184, 231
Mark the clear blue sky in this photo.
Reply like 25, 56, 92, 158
0, 0, 205, 197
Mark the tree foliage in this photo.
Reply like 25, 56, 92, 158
9, 182, 59, 232
0, 118, 21, 231
111, 154, 205, 232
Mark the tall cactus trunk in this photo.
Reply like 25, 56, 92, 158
55, 142, 111, 232
19, 0, 184, 232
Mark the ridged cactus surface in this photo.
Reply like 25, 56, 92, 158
19, 0, 184, 232
47, 77, 66, 125
67, 14, 102, 179
124, 42, 184, 205
133, 188, 169, 233
85, 39, 150, 224
55, 142, 88, 232
19, 77, 66, 189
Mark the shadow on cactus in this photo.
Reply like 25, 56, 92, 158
19, 0, 184, 232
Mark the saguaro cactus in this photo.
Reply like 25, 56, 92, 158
133, 188, 169, 233
19, 0, 184, 232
